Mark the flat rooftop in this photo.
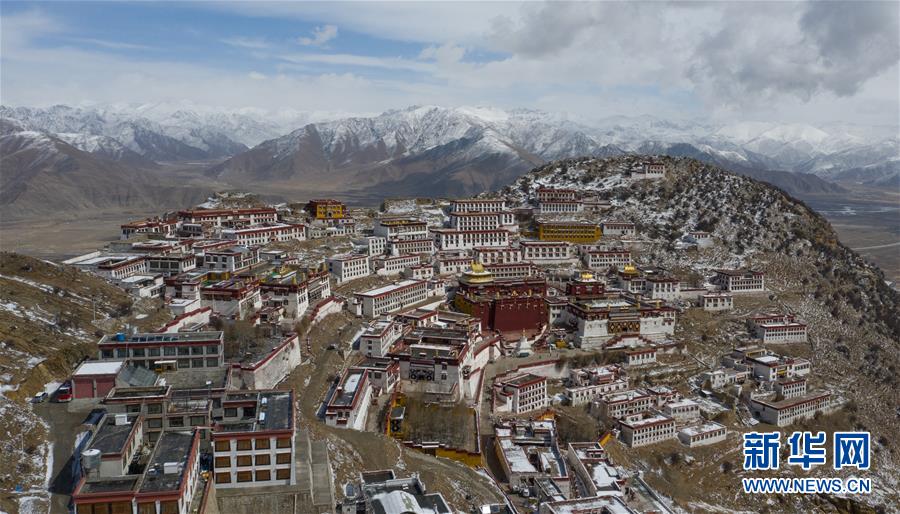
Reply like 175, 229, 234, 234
218, 391, 293, 432
99, 331, 223, 345
160, 367, 230, 390
89, 415, 140, 455
74, 360, 125, 376
139, 431, 196, 493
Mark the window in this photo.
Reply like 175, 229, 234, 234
137, 504, 155, 514
206, 345, 219, 354
148, 418, 162, 429
255, 454, 270, 465
214, 440, 230, 452
255, 469, 271, 481
215, 456, 230, 468
237, 455, 252, 467
178, 347, 190, 356
206, 358, 219, 367
276, 437, 291, 449
276, 468, 291, 480
236, 471, 252, 482
224, 407, 237, 417
191, 346, 204, 355
160, 501, 178, 514
127, 404, 142, 414
215, 472, 231, 484
276, 452, 291, 464
149, 348, 160, 357
190, 416, 205, 426
237, 439, 252, 451
255, 438, 270, 450
192, 358, 204, 368
100, 350, 114, 359
164, 347, 176, 356
147, 403, 162, 414
169, 417, 184, 427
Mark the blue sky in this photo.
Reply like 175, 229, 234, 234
1, 1, 897, 125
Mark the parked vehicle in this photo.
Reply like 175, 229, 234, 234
56, 383, 73, 403
32, 391, 48, 403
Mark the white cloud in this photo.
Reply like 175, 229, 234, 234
1, 3, 897, 128
297, 24, 337, 47
220, 36, 270, 49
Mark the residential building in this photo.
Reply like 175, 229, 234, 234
72, 430, 203, 514
373, 217, 429, 240
600, 221, 636, 237
618, 412, 676, 447
536, 187, 577, 202
373, 254, 420, 277
750, 392, 833, 427
538, 200, 583, 214
747, 314, 808, 343
177, 207, 277, 227
583, 248, 633, 271
712, 269, 765, 292
340, 470, 451, 514
473, 246, 523, 265
354, 280, 430, 318
493, 373, 548, 415
450, 198, 507, 213
448, 211, 515, 231
678, 422, 727, 447
433, 229, 510, 250
203, 246, 260, 273
98, 331, 224, 370
221, 223, 305, 246
327, 253, 371, 284
306, 199, 346, 219
324, 368, 372, 430
388, 237, 434, 256
212, 390, 296, 488
537, 221, 602, 243
661, 399, 701, 422
521, 241, 576, 264
360, 319, 405, 357
146, 254, 197, 276
200, 278, 262, 319
702, 293, 733, 311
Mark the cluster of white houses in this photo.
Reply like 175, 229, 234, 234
60, 163, 845, 512
491, 418, 676, 514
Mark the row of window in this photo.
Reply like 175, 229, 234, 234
214, 452, 292, 467
102, 344, 220, 359
214, 468, 291, 483
214, 437, 291, 452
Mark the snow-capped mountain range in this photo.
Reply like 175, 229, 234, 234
2, 103, 897, 197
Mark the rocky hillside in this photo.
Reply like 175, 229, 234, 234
0, 253, 171, 513
503, 156, 900, 504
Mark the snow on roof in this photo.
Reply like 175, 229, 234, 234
679, 422, 726, 437
74, 360, 125, 376
755, 355, 779, 364
358, 279, 421, 297
499, 439, 537, 474
590, 462, 622, 491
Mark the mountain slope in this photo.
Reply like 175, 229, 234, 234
210, 106, 850, 198
0, 119, 210, 219
502, 155, 899, 509
0, 105, 255, 162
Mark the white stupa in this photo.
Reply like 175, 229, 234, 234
516, 330, 532, 356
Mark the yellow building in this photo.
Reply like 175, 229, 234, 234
537, 221, 602, 243
306, 199, 345, 219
